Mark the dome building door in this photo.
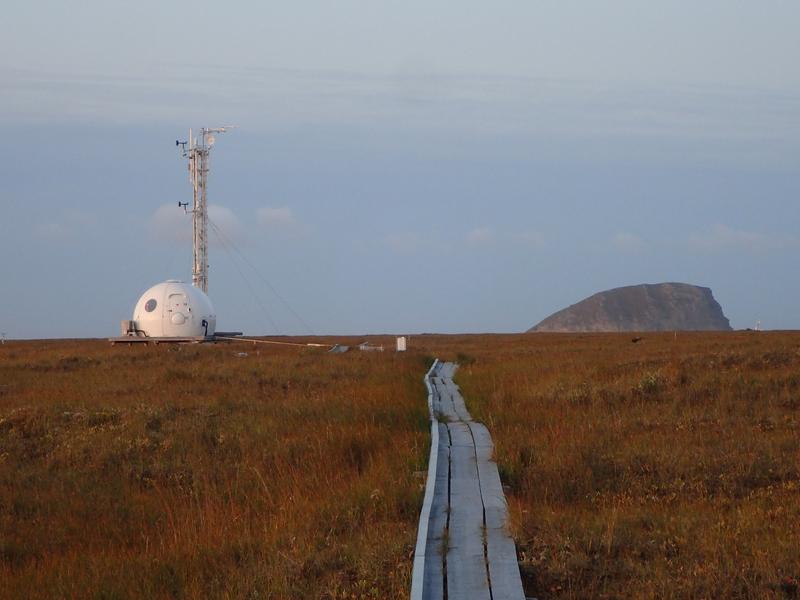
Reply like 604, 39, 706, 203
167, 292, 190, 329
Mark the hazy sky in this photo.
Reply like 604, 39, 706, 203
1, 2, 799, 338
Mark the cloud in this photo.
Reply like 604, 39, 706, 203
208, 205, 244, 242
4, 64, 798, 170
384, 232, 423, 255
257, 206, 296, 227
513, 230, 546, 248
150, 204, 191, 243
33, 211, 97, 240
33, 221, 69, 239
465, 227, 545, 249
689, 224, 798, 254
149, 203, 242, 245
612, 232, 644, 252
466, 227, 495, 246
256, 206, 312, 238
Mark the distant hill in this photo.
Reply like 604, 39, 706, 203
529, 283, 732, 332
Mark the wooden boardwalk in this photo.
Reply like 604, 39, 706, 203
411, 361, 526, 600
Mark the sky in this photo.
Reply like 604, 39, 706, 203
1, 1, 799, 338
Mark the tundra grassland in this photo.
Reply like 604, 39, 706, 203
3, 333, 799, 599
434, 332, 800, 599
0, 338, 432, 600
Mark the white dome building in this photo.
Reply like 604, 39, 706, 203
131, 280, 216, 338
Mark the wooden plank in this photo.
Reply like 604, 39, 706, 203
449, 389, 472, 422
469, 423, 526, 600
466, 422, 491, 450
446, 440, 491, 600
420, 438, 450, 600
438, 362, 456, 379
434, 383, 457, 422
440, 394, 456, 422
447, 421, 474, 447
412, 361, 444, 600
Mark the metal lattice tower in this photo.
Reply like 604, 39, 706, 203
178, 127, 231, 293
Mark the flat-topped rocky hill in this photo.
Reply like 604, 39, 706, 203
530, 282, 732, 332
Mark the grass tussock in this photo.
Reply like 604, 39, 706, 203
0, 338, 429, 599
431, 332, 800, 599
2, 332, 799, 598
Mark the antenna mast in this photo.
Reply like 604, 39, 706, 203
176, 127, 232, 293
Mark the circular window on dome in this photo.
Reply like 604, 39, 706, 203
144, 299, 158, 312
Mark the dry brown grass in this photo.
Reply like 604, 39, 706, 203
0, 338, 432, 599
436, 332, 800, 599
2, 332, 799, 599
